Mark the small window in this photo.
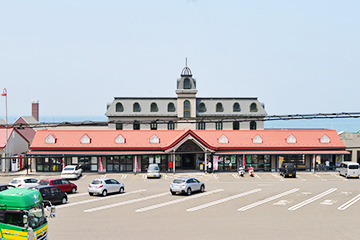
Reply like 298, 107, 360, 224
168, 103, 175, 112
150, 121, 157, 130
150, 102, 158, 112
250, 103, 258, 112
184, 100, 191, 118
116, 123, 123, 130
198, 102, 206, 113
184, 78, 191, 89
116, 103, 124, 112
216, 102, 224, 112
233, 121, 239, 130
168, 121, 175, 130
250, 121, 257, 130
216, 122, 223, 130
133, 121, 140, 130
233, 102, 240, 112
197, 121, 206, 130
133, 102, 141, 112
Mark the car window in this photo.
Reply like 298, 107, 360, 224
31, 179, 38, 183
0, 186, 7, 191
173, 179, 185, 184
41, 188, 51, 195
52, 180, 61, 185
61, 180, 70, 184
105, 180, 112, 184
24, 179, 31, 183
148, 165, 159, 170
193, 179, 199, 183
10, 179, 20, 184
110, 179, 119, 184
64, 167, 75, 171
39, 181, 49, 185
186, 179, 193, 183
50, 187, 60, 194
349, 165, 359, 169
91, 180, 102, 184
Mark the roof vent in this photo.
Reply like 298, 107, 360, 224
219, 134, 229, 144
115, 134, 125, 144
150, 134, 160, 144
253, 134, 263, 143
80, 134, 91, 144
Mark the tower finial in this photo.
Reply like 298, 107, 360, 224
185, 57, 187, 67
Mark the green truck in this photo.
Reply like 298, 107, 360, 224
0, 187, 55, 239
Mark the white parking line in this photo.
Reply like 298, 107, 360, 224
101, 175, 107, 178
135, 189, 224, 213
213, 174, 219, 180
80, 175, 86, 180
121, 174, 127, 179
254, 174, 261, 179
238, 188, 300, 212
288, 188, 337, 211
84, 192, 169, 213
57, 189, 146, 209
272, 173, 282, 179
232, 173, 240, 179
338, 194, 360, 210
187, 189, 261, 212
68, 192, 89, 198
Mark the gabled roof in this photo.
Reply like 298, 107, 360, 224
29, 129, 346, 153
0, 128, 30, 148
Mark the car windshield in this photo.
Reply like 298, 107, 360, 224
148, 165, 159, 170
63, 167, 75, 171
39, 181, 49, 185
286, 164, 295, 168
173, 179, 185, 184
28, 204, 47, 229
91, 180, 102, 184
349, 165, 359, 169
10, 179, 21, 184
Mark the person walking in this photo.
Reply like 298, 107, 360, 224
207, 161, 212, 173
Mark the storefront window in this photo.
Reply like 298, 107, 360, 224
141, 155, 167, 172
279, 155, 306, 170
245, 155, 271, 171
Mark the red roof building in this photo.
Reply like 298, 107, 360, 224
28, 128, 348, 173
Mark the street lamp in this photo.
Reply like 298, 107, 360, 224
1, 88, 7, 173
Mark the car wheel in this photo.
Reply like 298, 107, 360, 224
61, 197, 67, 204
200, 185, 205, 192
186, 188, 192, 196
102, 190, 107, 197
171, 191, 176, 195
119, 187, 124, 194
71, 187, 76, 193
89, 192, 94, 196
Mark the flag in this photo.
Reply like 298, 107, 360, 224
135, 156, 139, 173
62, 157, 65, 171
243, 156, 246, 167
99, 157, 103, 173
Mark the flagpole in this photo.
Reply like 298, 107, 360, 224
1, 88, 8, 173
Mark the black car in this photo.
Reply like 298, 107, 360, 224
0, 184, 15, 192
280, 163, 296, 178
32, 186, 68, 204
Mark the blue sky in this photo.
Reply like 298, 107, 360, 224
0, 1, 359, 121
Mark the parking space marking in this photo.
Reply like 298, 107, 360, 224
187, 189, 261, 212
68, 192, 90, 198
135, 189, 224, 213
213, 174, 219, 180
101, 175, 107, 178
232, 173, 240, 179
121, 174, 127, 179
288, 188, 337, 211
272, 173, 282, 179
238, 188, 300, 212
80, 175, 86, 180
254, 174, 261, 179
57, 189, 146, 209
84, 192, 169, 213
338, 194, 360, 210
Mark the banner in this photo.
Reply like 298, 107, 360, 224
99, 157, 103, 173
213, 156, 218, 171
243, 156, 246, 167
62, 157, 65, 171
135, 156, 139, 173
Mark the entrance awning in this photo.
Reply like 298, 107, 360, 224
27, 151, 165, 156
215, 150, 350, 155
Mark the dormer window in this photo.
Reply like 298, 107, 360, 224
250, 103, 258, 112
168, 102, 175, 112
198, 102, 206, 113
116, 102, 124, 112
45, 134, 56, 144
184, 78, 191, 89
150, 102, 158, 112
287, 134, 297, 143
115, 134, 125, 144
80, 134, 91, 144
150, 134, 160, 144
253, 134, 262, 143
320, 134, 330, 143
133, 102, 141, 112
219, 134, 229, 143
216, 102, 224, 112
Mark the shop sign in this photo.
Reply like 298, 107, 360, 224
231, 155, 236, 163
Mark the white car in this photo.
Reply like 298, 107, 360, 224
9, 177, 39, 188
61, 165, 82, 179
88, 178, 124, 197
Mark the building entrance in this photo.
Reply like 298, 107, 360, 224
182, 154, 195, 169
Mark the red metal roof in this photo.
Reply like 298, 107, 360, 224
29, 129, 346, 153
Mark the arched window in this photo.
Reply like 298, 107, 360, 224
250, 121, 257, 130
150, 102, 158, 112
250, 103, 258, 112
184, 100, 190, 118
184, 78, 191, 89
233, 121, 239, 130
133, 102, 141, 112
233, 102, 240, 112
167, 102, 175, 112
216, 102, 224, 112
116, 102, 124, 112
198, 102, 206, 113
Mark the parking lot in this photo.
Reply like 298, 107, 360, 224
1, 172, 359, 240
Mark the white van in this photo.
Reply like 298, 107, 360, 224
339, 162, 359, 178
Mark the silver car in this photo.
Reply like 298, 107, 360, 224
9, 177, 39, 188
147, 163, 161, 178
170, 177, 205, 195
88, 178, 124, 197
